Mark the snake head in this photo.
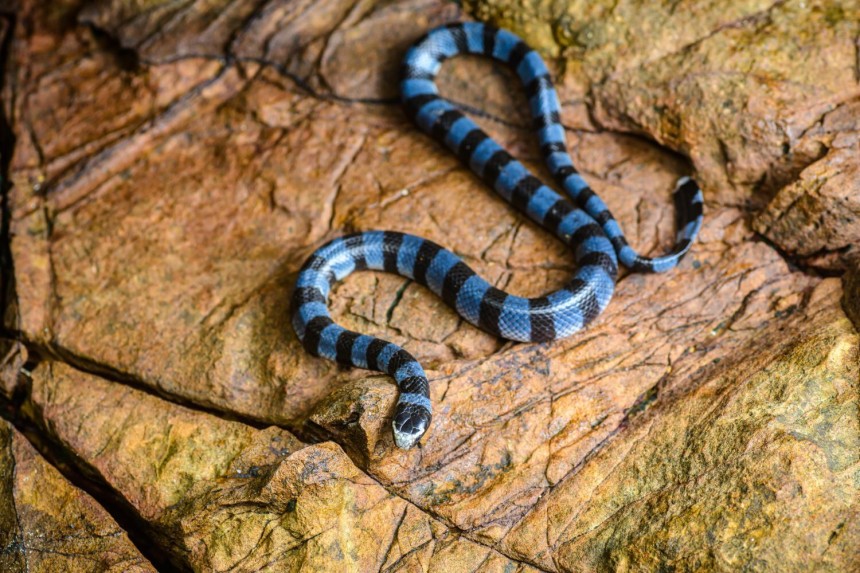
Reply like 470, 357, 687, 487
392, 403, 432, 449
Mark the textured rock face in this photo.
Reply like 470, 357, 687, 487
1, 0, 859, 570
755, 133, 860, 269
23, 362, 539, 571
467, 0, 860, 198
0, 420, 155, 572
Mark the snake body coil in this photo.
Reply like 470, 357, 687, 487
291, 22, 703, 449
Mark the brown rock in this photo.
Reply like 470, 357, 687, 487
467, 0, 860, 202
315, 278, 860, 569
79, 0, 460, 99
500, 280, 860, 571
0, 420, 155, 572
463, 0, 860, 272
24, 361, 541, 571
0, 423, 23, 572
313, 243, 860, 571
843, 264, 860, 330
754, 140, 860, 270
3, 0, 859, 569
0, 341, 25, 400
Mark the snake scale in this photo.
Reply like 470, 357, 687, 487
291, 22, 704, 450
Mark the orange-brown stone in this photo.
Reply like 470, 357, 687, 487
1, 0, 858, 569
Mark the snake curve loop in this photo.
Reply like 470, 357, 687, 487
291, 22, 704, 450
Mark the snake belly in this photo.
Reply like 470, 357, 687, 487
291, 22, 704, 450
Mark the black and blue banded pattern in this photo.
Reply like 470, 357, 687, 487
291, 22, 704, 450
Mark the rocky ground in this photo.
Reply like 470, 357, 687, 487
1, 0, 859, 571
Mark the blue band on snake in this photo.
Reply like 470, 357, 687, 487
291, 22, 704, 450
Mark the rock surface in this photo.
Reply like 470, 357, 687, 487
0, 419, 155, 572
1, 0, 859, 570
23, 361, 541, 572
754, 124, 860, 269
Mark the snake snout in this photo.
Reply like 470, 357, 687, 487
392, 404, 432, 449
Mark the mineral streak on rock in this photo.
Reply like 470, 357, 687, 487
1, 0, 859, 570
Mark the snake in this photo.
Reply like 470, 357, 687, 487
291, 22, 703, 450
